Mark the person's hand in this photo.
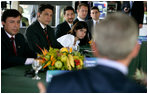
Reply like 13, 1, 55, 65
124, 7, 129, 13
139, 24, 143, 28
37, 81, 46, 93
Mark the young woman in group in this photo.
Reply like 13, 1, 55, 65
57, 21, 90, 51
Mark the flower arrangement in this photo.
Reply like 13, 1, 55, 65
37, 47, 84, 71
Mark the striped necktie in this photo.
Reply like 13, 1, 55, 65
43, 28, 50, 45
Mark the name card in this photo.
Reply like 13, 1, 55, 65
84, 57, 98, 67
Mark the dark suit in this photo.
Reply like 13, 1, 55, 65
86, 19, 93, 39
26, 20, 63, 53
56, 21, 71, 38
47, 65, 146, 93
86, 19, 93, 33
1, 28, 36, 69
73, 18, 79, 25
122, 1, 144, 25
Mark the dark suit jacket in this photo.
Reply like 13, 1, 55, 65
86, 19, 93, 39
73, 18, 79, 25
26, 20, 63, 53
56, 21, 71, 38
47, 65, 146, 93
1, 28, 36, 69
86, 19, 93, 33
122, 1, 144, 25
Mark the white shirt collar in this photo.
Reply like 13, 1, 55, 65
38, 20, 46, 29
67, 22, 73, 28
97, 58, 128, 75
77, 16, 85, 21
5, 30, 15, 38
93, 19, 99, 25
76, 40, 80, 46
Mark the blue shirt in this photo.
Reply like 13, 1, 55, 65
97, 58, 128, 75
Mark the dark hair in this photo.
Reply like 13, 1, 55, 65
91, 6, 100, 12
77, 3, 88, 10
38, 4, 54, 13
2, 9, 22, 22
64, 6, 74, 15
69, 21, 90, 46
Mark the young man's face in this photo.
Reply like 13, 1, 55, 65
77, 6, 88, 20
64, 10, 75, 24
2, 16, 21, 36
90, 9, 100, 21
38, 9, 53, 26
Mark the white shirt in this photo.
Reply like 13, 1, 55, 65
68, 23, 73, 28
97, 58, 128, 75
39, 20, 46, 29
5, 30, 15, 39
93, 19, 99, 26
92, 20, 99, 33
57, 34, 80, 50
5, 30, 16, 48
77, 16, 85, 21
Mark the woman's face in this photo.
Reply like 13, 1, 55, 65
75, 28, 87, 39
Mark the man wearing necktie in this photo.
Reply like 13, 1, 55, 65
1, 9, 37, 69
56, 6, 75, 38
26, 4, 63, 54
86, 6, 100, 40
122, 1, 144, 29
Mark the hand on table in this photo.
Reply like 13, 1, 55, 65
37, 81, 46, 93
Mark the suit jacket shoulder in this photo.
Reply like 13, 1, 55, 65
26, 20, 49, 53
73, 18, 79, 25
47, 65, 146, 93
47, 24, 63, 49
86, 19, 93, 31
56, 21, 71, 38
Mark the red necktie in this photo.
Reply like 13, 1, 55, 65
11, 37, 17, 56
43, 28, 50, 46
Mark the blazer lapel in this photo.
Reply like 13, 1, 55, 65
1, 28, 15, 54
36, 20, 48, 42
91, 20, 94, 27
65, 21, 71, 29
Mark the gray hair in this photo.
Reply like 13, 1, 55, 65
93, 12, 138, 60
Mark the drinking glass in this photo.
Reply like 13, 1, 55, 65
75, 45, 80, 52
32, 59, 42, 80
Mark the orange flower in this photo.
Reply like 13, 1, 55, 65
69, 47, 73, 53
88, 40, 92, 44
43, 61, 51, 69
